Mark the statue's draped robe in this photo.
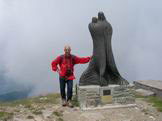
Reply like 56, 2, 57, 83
79, 18, 128, 86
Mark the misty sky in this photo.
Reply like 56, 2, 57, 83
0, 0, 162, 96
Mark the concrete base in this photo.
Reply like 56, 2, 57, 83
77, 84, 135, 109
82, 104, 137, 111
134, 80, 162, 97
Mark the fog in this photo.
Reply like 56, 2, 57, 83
0, 0, 162, 96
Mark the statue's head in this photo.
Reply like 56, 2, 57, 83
64, 45, 71, 57
98, 11, 106, 21
92, 17, 98, 23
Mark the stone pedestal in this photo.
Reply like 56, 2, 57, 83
77, 84, 135, 109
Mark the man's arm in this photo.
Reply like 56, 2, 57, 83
51, 56, 61, 72
74, 56, 91, 64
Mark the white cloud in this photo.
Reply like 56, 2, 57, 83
0, 0, 162, 96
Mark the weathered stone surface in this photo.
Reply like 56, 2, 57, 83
135, 89, 155, 97
113, 85, 128, 91
113, 96, 135, 104
77, 85, 101, 108
135, 80, 162, 90
77, 84, 135, 108
113, 92, 132, 97
127, 83, 134, 88
134, 80, 162, 97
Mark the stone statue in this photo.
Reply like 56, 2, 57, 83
79, 12, 129, 86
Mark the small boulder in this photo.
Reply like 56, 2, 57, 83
135, 89, 155, 97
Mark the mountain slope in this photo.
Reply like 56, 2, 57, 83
0, 93, 162, 121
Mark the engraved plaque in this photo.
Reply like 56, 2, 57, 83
103, 90, 111, 95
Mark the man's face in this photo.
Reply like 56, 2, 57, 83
64, 47, 71, 57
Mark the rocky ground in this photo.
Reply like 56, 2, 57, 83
0, 93, 162, 121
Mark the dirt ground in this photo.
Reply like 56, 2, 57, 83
1, 98, 161, 121
60, 98, 162, 121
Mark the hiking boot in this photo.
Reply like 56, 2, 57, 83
67, 100, 73, 108
62, 99, 66, 107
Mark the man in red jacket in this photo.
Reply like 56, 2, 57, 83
51, 45, 91, 107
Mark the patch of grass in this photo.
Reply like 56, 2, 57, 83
147, 96, 162, 112
14, 109, 20, 112
24, 103, 33, 109
52, 110, 64, 121
27, 115, 34, 119
3, 98, 33, 107
135, 92, 162, 112
72, 95, 79, 107
141, 108, 149, 115
0, 111, 13, 121
57, 117, 64, 121
133, 89, 145, 99
32, 93, 60, 104
53, 111, 63, 117
135, 94, 146, 99
32, 110, 42, 115
0, 93, 60, 107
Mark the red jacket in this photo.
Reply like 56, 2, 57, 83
51, 54, 91, 80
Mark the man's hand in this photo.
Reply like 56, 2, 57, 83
56, 68, 60, 74
90, 55, 93, 61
